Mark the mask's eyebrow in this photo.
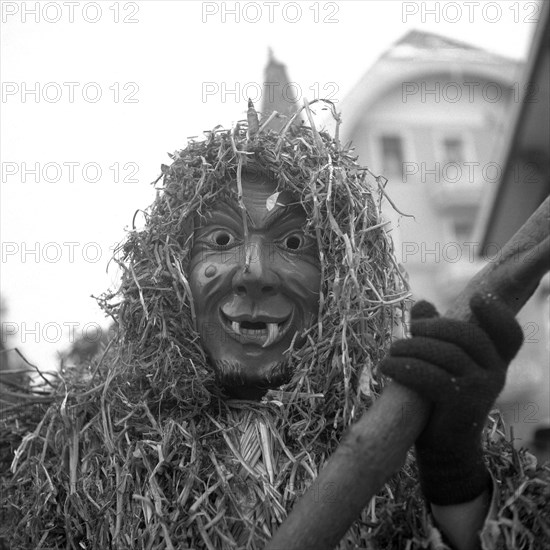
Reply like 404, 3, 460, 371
214, 197, 305, 229
262, 203, 305, 230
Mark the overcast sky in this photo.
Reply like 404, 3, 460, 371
0, 0, 541, 372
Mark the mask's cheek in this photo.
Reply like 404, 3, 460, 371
188, 270, 227, 360
188, 246, 242, 319
284, 262, 322, 315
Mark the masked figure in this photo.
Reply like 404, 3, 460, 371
2, 102, 546, 550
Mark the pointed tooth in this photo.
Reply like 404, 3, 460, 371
262, 323, 279, 348
232, 321, 241, 335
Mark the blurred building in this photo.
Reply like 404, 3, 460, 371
337, 29, 525, 308
260, 49, 302, 132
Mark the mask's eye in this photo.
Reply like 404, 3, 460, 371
210, 230, 236, 248
282, 233, 305, 250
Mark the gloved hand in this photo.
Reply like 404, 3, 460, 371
380, 293, 524, 506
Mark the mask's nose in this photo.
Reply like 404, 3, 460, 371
232, 238, 280, 299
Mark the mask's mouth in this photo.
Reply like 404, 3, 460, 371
220, 310, 293, 348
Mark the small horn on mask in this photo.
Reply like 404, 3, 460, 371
247, 98, 260, 136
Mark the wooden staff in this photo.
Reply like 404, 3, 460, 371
267, 196, 550, 550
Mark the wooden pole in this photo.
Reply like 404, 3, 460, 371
267, 196, 550, 550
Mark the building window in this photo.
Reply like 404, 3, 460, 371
442, 137, 465, 165
380, 135, 404, 176
453, 219, 473, 242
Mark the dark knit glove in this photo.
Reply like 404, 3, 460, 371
380, 293, 523, 506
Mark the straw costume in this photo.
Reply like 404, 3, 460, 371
1, 101, 549, 550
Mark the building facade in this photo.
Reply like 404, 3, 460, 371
338, 30, 523, 307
